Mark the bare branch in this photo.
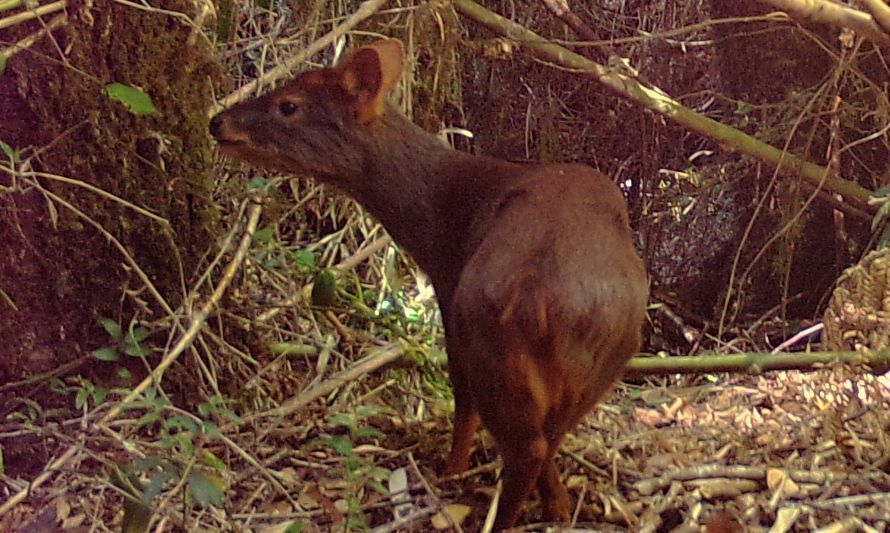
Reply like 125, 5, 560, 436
757, 0, 890, 46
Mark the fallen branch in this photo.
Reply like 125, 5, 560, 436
452, 0, 876, 214
633, 463, 868, 496
757, 0, 890, 46
625, 349, 890, 376
240, 342, 405, 423
863, 0, 890, 35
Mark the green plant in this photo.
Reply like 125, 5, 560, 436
252, 223, 319, 275
5, 397, 40, 424
310, 406, 392, 530
75, 378, 108, 410
196, 395, 243, 440
113, 456, 225, 532
112, 391, 237, 528
126, 389, 239, 457
0, 139, 18, 168
93, 318, 151, 363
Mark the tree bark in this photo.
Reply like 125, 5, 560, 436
0, 0, 221, 380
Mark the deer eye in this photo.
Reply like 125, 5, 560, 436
278, 101, 299, 117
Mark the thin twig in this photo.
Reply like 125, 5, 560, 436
17, 169, 171, 227
0, 11, 66, 59
212, 0, 391, 114
0, 0, 65, 30
406, 451, 460, 533
27, 180, 176, 317
0, 200, 263, 517
771, 323, 824, 354
240, 343, 403, 423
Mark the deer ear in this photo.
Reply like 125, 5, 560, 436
339, 39, 405, 124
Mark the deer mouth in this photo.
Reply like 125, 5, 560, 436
209, 113, 253, 147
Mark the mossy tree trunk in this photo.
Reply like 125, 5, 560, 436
0, 0, 221, 381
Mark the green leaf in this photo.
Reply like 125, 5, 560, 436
202, 420, 221, 439
369, 466, 390, 482
150, 394, 169, 409
136, 411, 162, 428
91, 387, 107, 405
253, 226, 274, 243
0, 140, 17, 164
874, 185, 890, 198
872, 201, 890, 231
295, 249, 316, 269
0, 53, 6, 75
246, 177, 268, 190
880, 224, 890, 250
105, 83, 158, 116
355, 405, 389, 418
75, 388, 88, 410
328, 413, 354, 428
122, 340, 150, 358
129, 326, 151, 342
165, 415, 198, 433
343, 455, 361, 473
143, 468, 176, 505
197, 402, 212, 417
220, 408, 242, 424
116, 367, 131, 380
366, 480, 388, 495
283, 522, 305, 533
175, 434, 194, 456
327, 436, 353, 456
93, 347, 119, 362
202, 450, 227, 471
99, 318, 123, 341
187, 471, 225, 507
353, 426, 385, 440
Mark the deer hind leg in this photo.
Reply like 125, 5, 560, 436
486, 348, 557, 530
444, 370, 481, 475
493, 431, 549, 531
536, 444, 571, 523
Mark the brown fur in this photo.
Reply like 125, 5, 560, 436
210, 38, 648, 530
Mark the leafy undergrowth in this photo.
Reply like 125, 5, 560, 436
3, 236, 889, 532
3, 153, 888, 533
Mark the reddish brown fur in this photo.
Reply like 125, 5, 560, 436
211, 39, 648, 530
